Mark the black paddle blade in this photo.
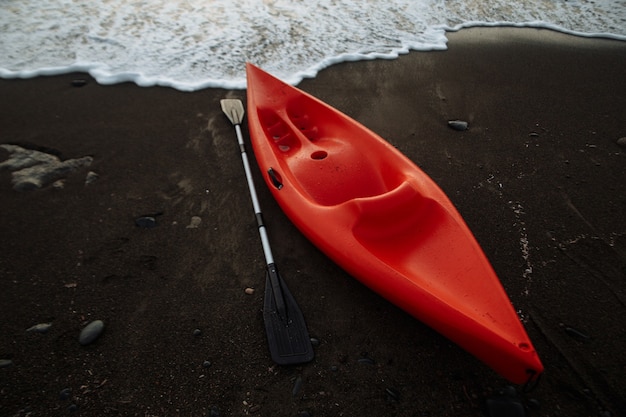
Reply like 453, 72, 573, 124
263, 264, 314, 365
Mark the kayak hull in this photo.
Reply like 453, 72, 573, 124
245, 63, 543, 384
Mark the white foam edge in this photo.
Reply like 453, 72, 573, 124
0, 22, 623, 92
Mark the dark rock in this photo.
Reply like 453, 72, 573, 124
59, 388, 71, 401
486, 386, 525, 417
71, 79, 88, 87
385, 387, 401, 403
448, 120, 469, 131
292, 376, 303, 396
135, 216, 157, 228
615, 137, 626, 148
203, 360, 212, 368
564, 325, 590, 341
209, 405, 221, 417
26, 323, 52, 333
193, 328, 202, 336
357, 357, 375, 365
0, 359, 13, 368
79, 320, 104, 345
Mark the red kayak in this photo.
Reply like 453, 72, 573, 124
245, 63, 543, 384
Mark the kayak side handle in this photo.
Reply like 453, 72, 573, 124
268, 168, 283, 190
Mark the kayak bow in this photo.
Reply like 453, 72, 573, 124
245, 63, 543, 384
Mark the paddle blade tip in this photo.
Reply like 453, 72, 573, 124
220, 99, 245, 125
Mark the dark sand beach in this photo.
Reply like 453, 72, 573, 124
1, 28, 625, 416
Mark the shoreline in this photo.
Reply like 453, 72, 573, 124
1, 27, 625, 91
1, 27, 625, 416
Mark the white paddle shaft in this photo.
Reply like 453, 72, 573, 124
235, 124, 275, 266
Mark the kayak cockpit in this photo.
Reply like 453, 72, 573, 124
256, 102, 406, 206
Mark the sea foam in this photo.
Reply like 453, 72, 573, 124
0, 0, 624, 91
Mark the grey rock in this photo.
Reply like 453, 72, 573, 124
79, 320, 104, 345
27, 323, 52, 333
447, 120, 469, 131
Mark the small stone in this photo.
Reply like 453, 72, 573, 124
59, 388, 72, 401
203, 360, 212, 368
71, 79, 88, 87
68, 403, 78, 412
85, 171, 99, 185
616, 137, 626, 148
244, 287, 255, 295
309, 337, 320, 347
27, 322, 52, 333
448, 120, 468, 131
385, 387, 401, 403
135, 216, 157, 228
79, 320, 104, 345
358, 357, 375, 365
292, 376, 303, 397
0, 359, 13, 368
193, 328, 202, 336
564, 326, 590, 341
249, 404, 261, 413
186, 216, 202, 229
487, 387, 524, 417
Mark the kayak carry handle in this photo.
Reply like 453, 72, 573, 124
268, 168, 283, 189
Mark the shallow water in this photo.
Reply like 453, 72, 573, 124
1, 0, 624, 90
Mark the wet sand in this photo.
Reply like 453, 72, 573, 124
1, 28, 625, 416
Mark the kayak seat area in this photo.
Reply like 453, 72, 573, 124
352, 182, 498, 310
351, 181, 461, 290
352, 181, 436, 242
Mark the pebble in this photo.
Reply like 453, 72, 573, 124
616, 137, 626, 148
135, 216, 157, 228
79, 320, 104, 345
85, 171, 99, 185
203, 360, 212, 368
486, 386, 524, 417
292, 376, 303, 396
385, 387, 401, 403
244, 287, 255, 295
71, 79, 88, 87
564, 325, 590, 341
357, 357, 375, 365
27, 322, 52, 333
309, 337, 320, 347
68, 403, 78, 412
0, 359, 13, 368
59, 388, 72, 401
186, 216, 202, 228
193, 328, 202, 336
447, 120, 469, 131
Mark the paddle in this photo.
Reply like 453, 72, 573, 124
220, 99, 314, 365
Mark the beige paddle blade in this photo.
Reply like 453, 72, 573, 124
220, 99, 245, 125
